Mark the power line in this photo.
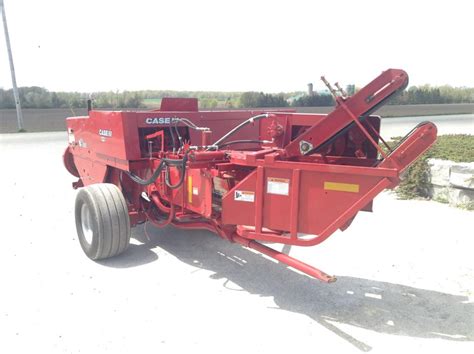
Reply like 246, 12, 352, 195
1, 0, 24, 131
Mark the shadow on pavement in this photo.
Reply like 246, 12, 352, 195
97, 242, 159, 268
106, 224, 474, 351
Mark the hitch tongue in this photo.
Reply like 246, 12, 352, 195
233, 235, 336, 283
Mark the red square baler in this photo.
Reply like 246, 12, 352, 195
64, 69, 437, 282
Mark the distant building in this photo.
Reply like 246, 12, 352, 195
346, 84, 355, 95
286, 93, 306, 105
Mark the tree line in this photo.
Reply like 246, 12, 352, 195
0, 87, 143, 109
0, 85, 472, 110
389, 85, 474, 105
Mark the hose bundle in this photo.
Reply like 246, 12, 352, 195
125, 153, 188, 189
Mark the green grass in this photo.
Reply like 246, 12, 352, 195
427, 134, 474, 162
459, 202, 474, 211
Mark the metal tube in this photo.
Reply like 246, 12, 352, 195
201, 130, 212, 146
212, 113, 270, 148
1, 0, 24, 131
150, 192, 171, 213
232, 235, 336, 283
147, 194, 175, 227
321, 76, 338, 98
189, 150, 226, 161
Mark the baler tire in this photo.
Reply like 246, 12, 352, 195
75, 183, 131, 260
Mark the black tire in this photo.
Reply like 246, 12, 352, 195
75, 183, 130, 260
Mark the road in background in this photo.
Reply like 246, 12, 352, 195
381, 113, 474, 138
0, 132, 473, 354
0, 108, 87, 133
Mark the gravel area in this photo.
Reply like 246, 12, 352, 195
0, 132, 473, 354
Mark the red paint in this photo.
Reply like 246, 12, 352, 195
64, 69, 437, 282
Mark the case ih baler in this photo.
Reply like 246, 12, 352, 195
64, 69, 437, 282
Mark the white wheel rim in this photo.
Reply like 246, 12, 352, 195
81, 203, 94, 245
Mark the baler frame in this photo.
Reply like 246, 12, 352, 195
64, 69, 437, 283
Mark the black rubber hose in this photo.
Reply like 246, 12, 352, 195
211, 113, 269, 148
165, 166, 186, 189
125, 156, 187, 186
125, 160, 166, 185
177, 118, 201, 130
165, 154, 188, 189
164, 154, 188, 189
168, 127, 176, 151
173, 120, 183, 149
163, 157, 186, 165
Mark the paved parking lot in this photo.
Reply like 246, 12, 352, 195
1, 132, 473, 354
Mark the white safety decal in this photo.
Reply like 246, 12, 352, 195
234, 190, 255, 202
267, 177, 290, 196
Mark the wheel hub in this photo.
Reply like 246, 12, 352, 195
81, 203, 93, 245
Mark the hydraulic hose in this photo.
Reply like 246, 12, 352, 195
125, 160, 166, 185
210, 113, 270, 149
164, 154, 188, 189
172, 118, 209, 151
125, 155, 188, 186
168, 127, 176, 151
146, 194, 175, 228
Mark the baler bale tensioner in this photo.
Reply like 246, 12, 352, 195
63, 69, 437, 282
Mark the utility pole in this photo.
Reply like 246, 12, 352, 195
1, 0, 24, 131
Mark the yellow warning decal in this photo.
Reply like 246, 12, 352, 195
188, 176, 193, 203
324, 181, 359, 193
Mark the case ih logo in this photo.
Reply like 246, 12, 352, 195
98, 129, 112, 137
145, 117, 179, 125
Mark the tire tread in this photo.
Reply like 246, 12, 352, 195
75, 183, 130, 260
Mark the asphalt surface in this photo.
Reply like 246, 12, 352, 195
381, 113, 474, 138
0, 132, 473, 354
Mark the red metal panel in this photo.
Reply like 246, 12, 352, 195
258, 113, 326, 147
261, 168, 293, 231
284, 69, 408, 157
67, 111, 133, 166
379, 122, 438, 173
73, 156, 108, 186
296, 170, 383, 235
133, 110, 274, 145
221, 170, 257, 226
160, 97, 198, 112
184, 168, 212, 218
223, 162, 390, 238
